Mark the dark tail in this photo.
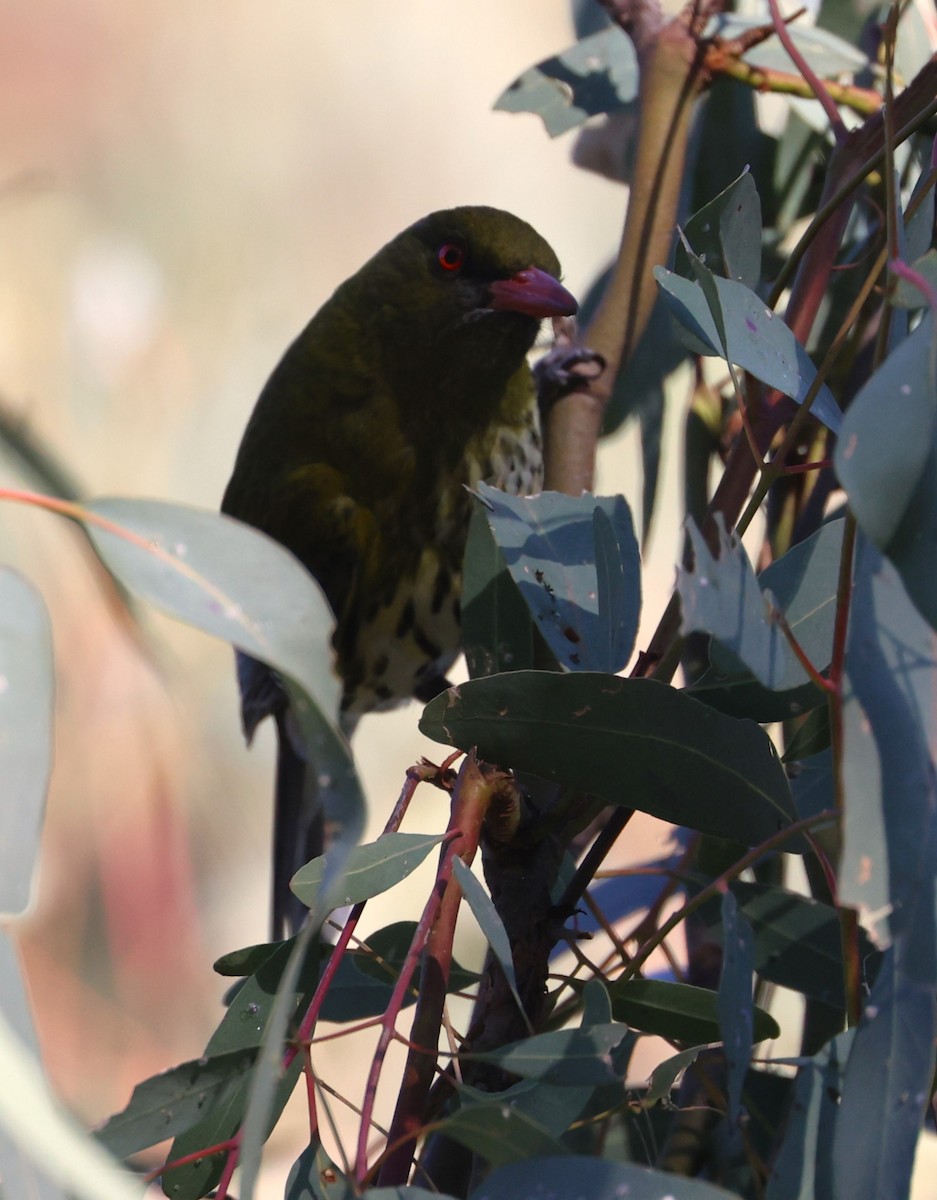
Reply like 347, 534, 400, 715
272, 711, 325, 939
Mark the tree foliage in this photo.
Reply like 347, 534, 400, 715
3, 0, 937, 1197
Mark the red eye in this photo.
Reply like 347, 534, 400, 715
437, 242, 465, 272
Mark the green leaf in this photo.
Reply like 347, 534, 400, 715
698, 880, 866, 1009
788, 750, 835, 825
832, 948, 936, 1200
0, 570, 53, 917
686, 672, 824, 723
290, 832, 445, 909
468, 1023, 628, 1086
680, 521, 795, 690
783, 706, 831, 763
686, 519, 844, 719
835, 315, 936, 548
471, 1156, 742, 1199
581, 977, 614, 1026
462, 503, 539, 678
452, 857, 526, 1021
839, 538, 937, 957
315, 955, 400, 1024
638, 1045, 712, 1109
718, 891, 755, 1124
474, 485, 641, 673
433, 1103, 566, 1168
675, 170, 763, 290
766, 1031, 852, 1200
607, 978, 779, 1045
494, 27, 638, 136
213, 941, 281, 978
82, 499, 365, 884
347, 921, 478, 997
420, 672, 797, 846
460, 1077, 594, 1141
162, 935, 320, 1198
95, 1050, 258, 1159
655, 267, 843, 432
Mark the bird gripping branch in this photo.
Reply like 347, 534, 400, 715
222, 205, 577, 936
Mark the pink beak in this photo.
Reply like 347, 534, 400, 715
488, 266, 578, 319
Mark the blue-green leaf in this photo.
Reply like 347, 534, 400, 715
718, 891, 755, 1124
290, 833, 445, 910
832, 948, 936, 1200
452, 856, 525, 1022
675, 170, 763, 290
462, 503, 540, 677
494, 28, 638, 136
655, 268, 843, 432
766, 1031, 853, 1199
421, 672, 796, 846
83, 499, 365, 892
835, 315, 936, 549
468, 1023, 627, 1086
0, 570, 53, 917
839, 537, 937, 962
473, 485, 641, 673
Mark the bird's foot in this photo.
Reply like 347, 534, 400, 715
534, 342, 606, 416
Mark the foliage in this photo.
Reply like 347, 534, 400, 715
3, 0, 937, 1198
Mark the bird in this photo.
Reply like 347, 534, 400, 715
221, 205, 577, 937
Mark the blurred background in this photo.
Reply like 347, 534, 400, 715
0, 2, 691, 1192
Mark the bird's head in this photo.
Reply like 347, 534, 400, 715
344, 206, 577, 370
399, 205, 577, 333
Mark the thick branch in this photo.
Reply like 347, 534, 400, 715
545, 11, 713, 495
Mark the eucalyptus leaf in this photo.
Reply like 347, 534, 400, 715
468, 1023, 627, 1086
0, 570, 53, 917
494, 27, 638, 136
162, 935, 320, 1198
459, 1076, 594, 1141
421, 672, 796, 846
675, 170, 763, 289
607, 978, 779, 1045
350, 921, 479, 993
832, 948, 936, 1200
719, 891, 755, 1124
95, 1050, 258, 1159
462, 503, 540, 678
835, 315, 936, 549
290, 832, 446, 910
680, 521, 796, 691
891, 249, 937, 308
839, 538, 937, 962
82, 499, 364, 889
473, 485, 641, 673
452, 857, 526, 1021
697, 880, 869, 1009
656, 267, 843, 432
638, 1045, 712, 1109
685, 519, 843, 715
434, 1103, 566, 1168
766, 1031, 853, 1200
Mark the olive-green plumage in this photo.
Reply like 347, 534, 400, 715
222, 206, 576, 934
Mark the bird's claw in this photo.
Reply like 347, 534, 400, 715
534, 345, 606, 416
